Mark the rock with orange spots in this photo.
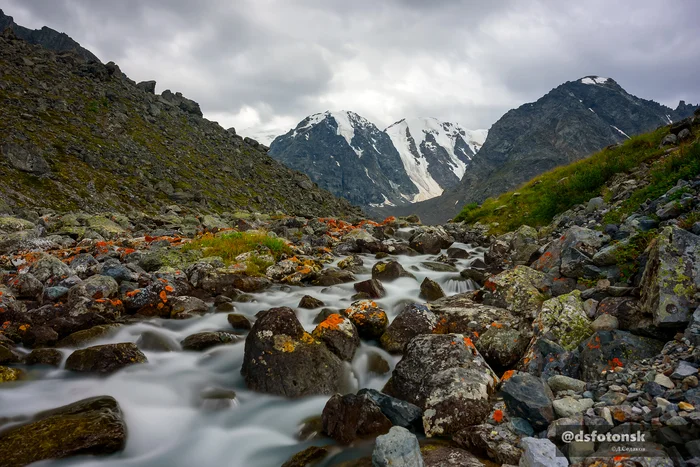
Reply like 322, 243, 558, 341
20, 325, 58, 348
380, 303, 437, 353
312, 314, 360, 361
516, 337, 578, 380
321, 392, 392, 445
346, 300, 389, 340
429, 293, 525, 336
578, 330, 664, 381
9, 273, 44, 299
384, 334, 498, 437
195, 266, 271, 294
65, 343, 147, 374
29, 253, 73, 284
122, 282, 171, 317
353, 278, 386, 299
242, 307, 343, 397
531, 226, 609, 277
67, 275, 119, 306
482, 266, 550, 319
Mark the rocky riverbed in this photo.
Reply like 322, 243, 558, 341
0, 176, 699, 466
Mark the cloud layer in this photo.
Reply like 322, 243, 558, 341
5, 0, 700, 137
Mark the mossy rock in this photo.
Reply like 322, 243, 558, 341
0, 216, 35, 232
536, 290, 593, 351
0, 396, 126, 466
0, 366, 24, 383
57, 324, 121, 348
281, 446, 329, 467
86, 215, 126, 239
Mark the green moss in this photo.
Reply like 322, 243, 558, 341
182, 231, 291, 265
613, 230, 657, 280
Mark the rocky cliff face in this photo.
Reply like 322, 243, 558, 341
382, 77, 699, 224
0, 9, 100, 63
0, 31, 361, 219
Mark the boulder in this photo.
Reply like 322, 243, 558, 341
453, 423, 522, 465
353, 278, 386, 299
29, 253, 72, 284
419, 277, 446, 302
501, 372, 554, 431
475, 324, 529, 368
25, 348, 63, 366
534, 291, 593, 351
519, 437, 568, 467
409, 227, 454, 254
181, 331, 242, 351
0, 396, 126, 466
345, 300, 389, 340
281, 446, 329, 467
531, 226, 609, 276
241, 307, 343, 397
578, 330, 664, 381
136, 80, 156, 93
65, 343, 147, 374
380, 303, 437, 353
57, 324, 120, 348
372, 426, 424, 467
67, 275, 119, 304
384, 334, 498, 437
430, 293, 526, 336
552, 397, 593, 418
639, 226, 699, 327
547, 375, 586, 393
483, 266, 549, 319
372, 260, 415, 282
298, 295, 324, 309
321, 393, 392, 445
357, 388, 423, 431
312, 314, 360, 361
1, 142, 50, 175
227, 313, 252, 330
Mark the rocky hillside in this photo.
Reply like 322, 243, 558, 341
0, 30, 361, 219
0, 9, 99, 63
382, 76, 699, 224
269, 111, 486, 208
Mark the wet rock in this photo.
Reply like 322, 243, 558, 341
312, 268, 355, 286
357, 388, 423, 431
312, 314, 360, 361
419, 277, 445, 302
372, 260, 415, 282
447, 247, 470, 259
639, 226, 699, 327
21, 324, 58, 348
298, 295, 325, 309
57, 324, 120, 348
65, 343, 147, 374
227, 313, 252, 330
519, 437, 568, 467
421, 261, 459, 273
501, 372, 554, 431
281, 446, 329, 467
0, 396, 126, 466
372, 426, 424, 467
169, 296, 209, 319
409, 227, 454, 254
384, 334, 498, 437
241, 307, 343, 397
345, 300, 389, 340
135, 330, 180, 352
380, 303, 437, 353
534, 290, 593, 351
0, 344, 20, 364
25, 348, 63, 366
353, 278, 386, 299
181, 331, 242, 351
321, 392, 392, 445
198, 268, 271, 295
475, 325, 529, 369
0, 366, 24, 383
482, 266, 550, 319
578, 330, 664, 381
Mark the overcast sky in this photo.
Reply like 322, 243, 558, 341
4, 0, 700, 138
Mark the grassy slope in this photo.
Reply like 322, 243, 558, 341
454, 121, 700, 234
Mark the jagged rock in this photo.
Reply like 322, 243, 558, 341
380, 303, 437, 353
65, 343, 147, 374
475, 324, 529, 368
453, 423, 522, 465
372, 260, 415, 282
241, 307, 343, 397
312, 314, 360, 361
353, 278, 386, 298
501, 372, 554, 431
639, 226, 699, 327
181, 331, 242, 351
430, 293, 525, 336
136, 80, 156, 93
298, 295, 324, 309
0, 396, 126, 466
357, 388, 423, 431
419, 277, 445, 301
483, 266, 549, 319
384, 334, 498, 437
321, 393, 392, 445
409, 227, 454, 254
1, 142, 50, 175
534, 290, 593, 351
532, 226, 610, 276
372, 426, 424, 467
519, 437, 568, 467
29, 253, 72, 284
578, 330, 664, 381
345, 300, 388, 339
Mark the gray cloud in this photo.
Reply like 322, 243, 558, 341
4, 0, 700, 136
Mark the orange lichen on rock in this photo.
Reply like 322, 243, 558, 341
316, 314, 345, 331
159, 290, 168, 302
126, 289, 141, 298
492, 409, 504, 423
501, 370, 515, 381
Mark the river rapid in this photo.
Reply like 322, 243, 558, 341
0, 242, 485, 467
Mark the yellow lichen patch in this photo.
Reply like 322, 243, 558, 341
300, 332, 317, 345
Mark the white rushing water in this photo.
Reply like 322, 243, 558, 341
0, 242, 485, 467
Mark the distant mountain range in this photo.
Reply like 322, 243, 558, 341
375, 76, 699, 223
269, 111, 487, 207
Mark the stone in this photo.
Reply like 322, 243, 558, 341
419, 277, 445, 302
227, 313, 252, 330
345, 300, 389, 340
654, 373, 675, 389
552, 397, 594, 418
321, 393, 392, 445
67, 275, 119, 304
421, 444, 485, 466
586, 197, 605, 213
591, 313, 618, 331
639, 226, 699, 327
312, 314, 360, 361
372, 426, 424, 467
353, 278, 386, 299
25, 348, 63, 366
136, 80, 156, 93
0, 396, 126, 466
56, 324, 120, 348
454, 423, 522, 465
547, 375, 587, 393
372, 260, 415, 282
181, 331, 242, 351
298, 295, 324, 309
483, 266, 549, 319
534, 290, 593, 351
578, 331, 664, 381
135, 330, 180, 352
241, 307, 343, 397
380, 303, 437, 353
281, 446, 328, 467
532, 226, 610, 276
1, 142, 51, 175
65, 343, 147, 374
475, 324, 529, 368
29, 253, 72, 284
519, 437, 568, 467
409, 227, 454, 254
501, 372, 555, 431
357, 388, 423, 431
671, 361, 698, 379
430, 293, 526, 335
169, 296, 209, 319
384, 334, 498, 437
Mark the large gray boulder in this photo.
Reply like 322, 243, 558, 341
501, 372, 554, 431
384, 334, 498, 437
372, 426, 424, 467
531, 226, 609, 277
519, 437, 568, 467
482, 266, 550, 319
639, 226, 699, 327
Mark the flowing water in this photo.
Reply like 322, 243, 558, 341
0, 243, 485, 467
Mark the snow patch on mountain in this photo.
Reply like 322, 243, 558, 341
581, 76, 610, 85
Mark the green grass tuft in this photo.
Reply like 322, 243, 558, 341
182, 231, 291, 265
